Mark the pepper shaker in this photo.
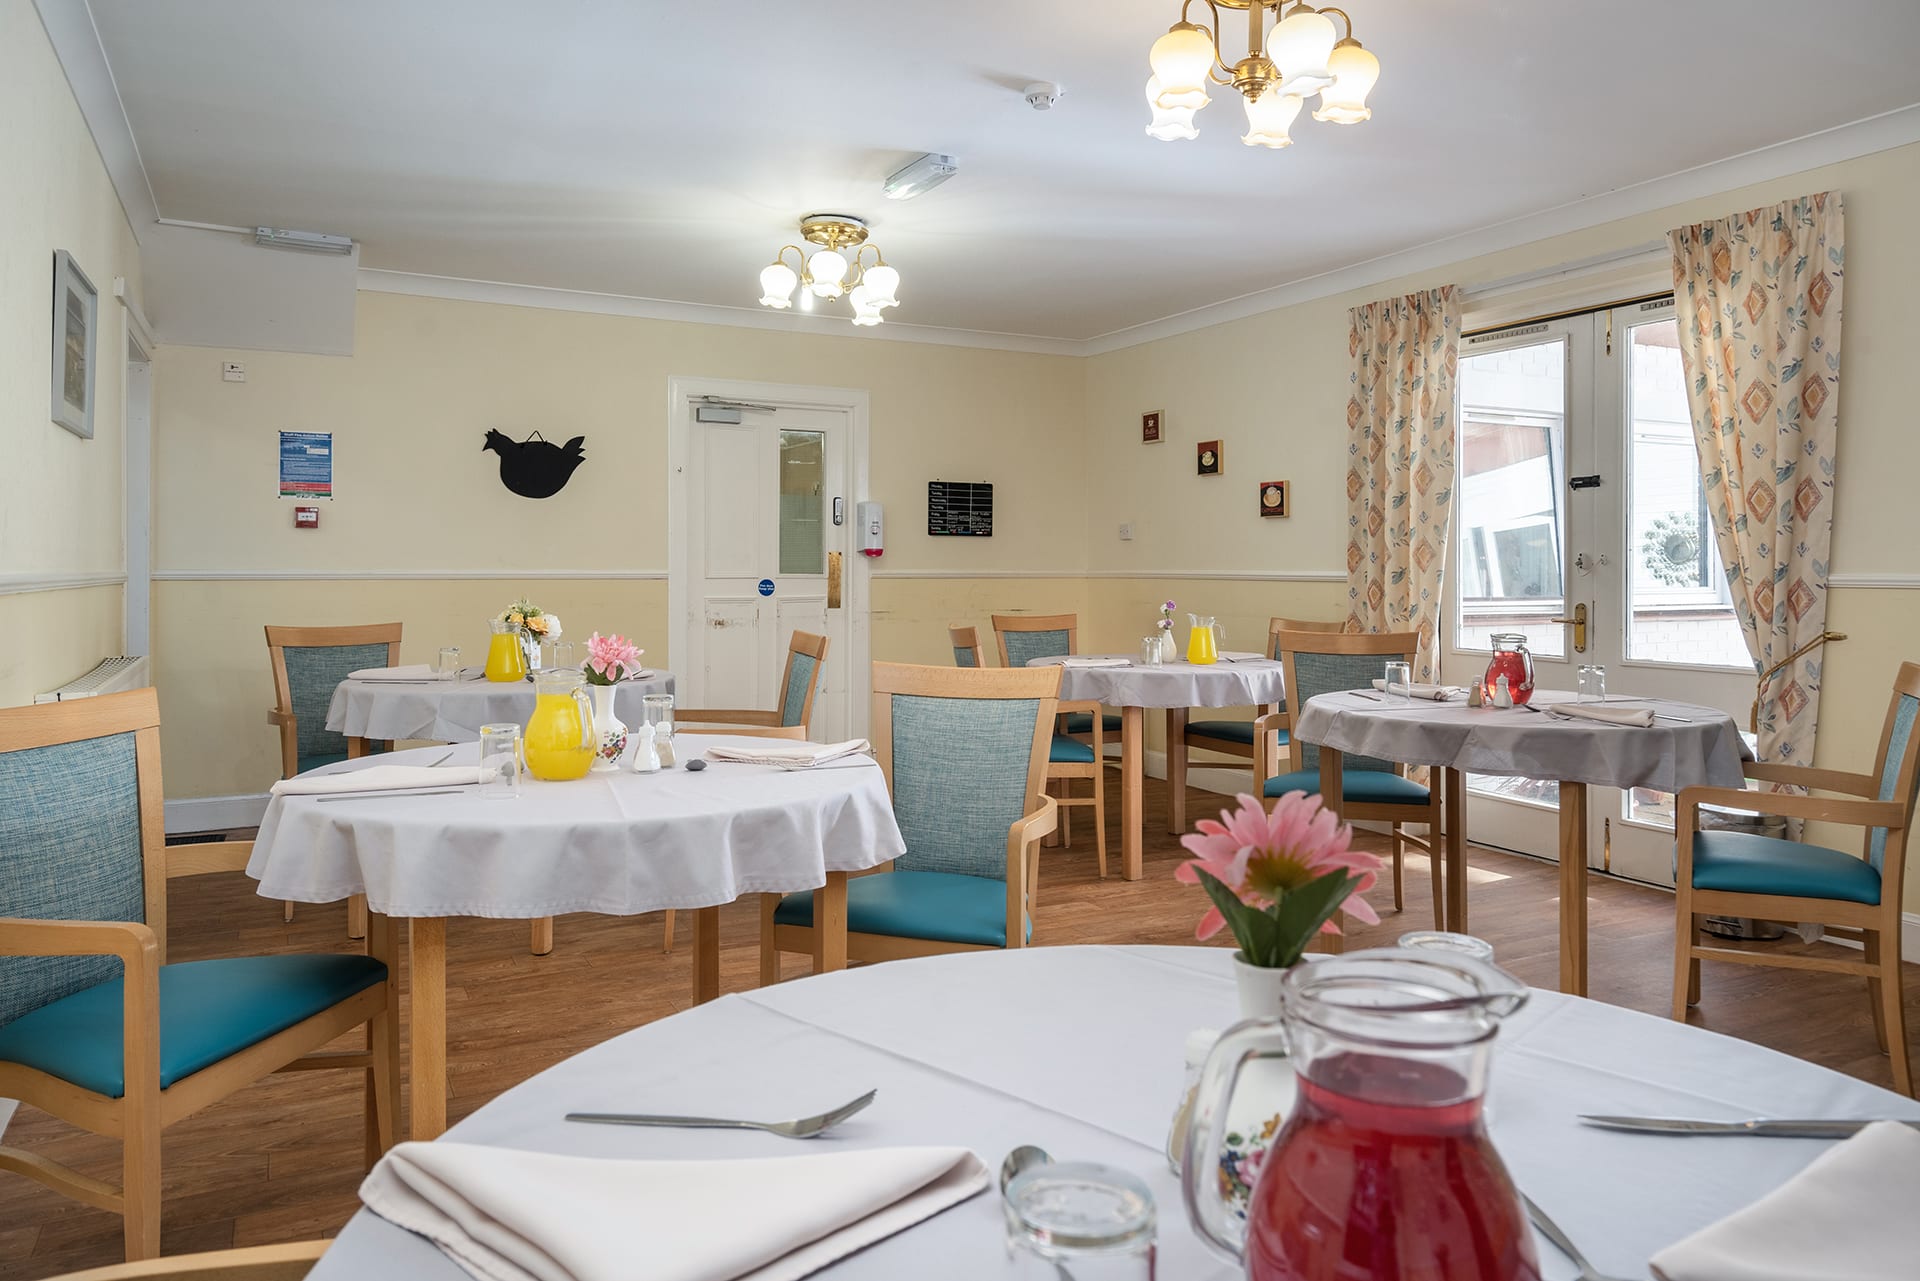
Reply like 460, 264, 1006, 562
629, 721, 661, 773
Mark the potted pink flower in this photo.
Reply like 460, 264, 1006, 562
583, 632, 644, 770
1176, 791, 1383, 1019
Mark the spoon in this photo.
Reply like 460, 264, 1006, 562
1523, 1193, 1641, 1281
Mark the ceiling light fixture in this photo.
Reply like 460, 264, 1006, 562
253, 227, 354, 254
756, 215, 900, 326
883, 153, 958, 201
1144, 1, 1379, 149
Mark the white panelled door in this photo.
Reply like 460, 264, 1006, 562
678, 395, 857, 742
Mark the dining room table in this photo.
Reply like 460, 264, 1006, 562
246, 738, 905, 1139
1293, 688, 1752, 996
324, 667, 678, 757
305, 943, 1920, 1280
1026, 654, 1287, 880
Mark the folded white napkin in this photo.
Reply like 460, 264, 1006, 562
348, 664, 438, 681
360, 1141, 987, 1281
1651, 1121, 1920, 1281
702, 739, 873, 770
1057, 656, 1131, 668
1543, 702, 1656, 728
1371, 679, 1465, 701
271, 765, 484, 796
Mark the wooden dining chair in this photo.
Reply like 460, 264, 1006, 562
46, 1241, 328, 1281
1255, 629, 1445, 927
675, 630, 829, 737
950, 624, 985, 667
1172, 617, 1345, 829
990, 613, 1112, 870
758, 663, 1059, 977
989, 613, 1120, 741
264, 622, 401, 934
1674, 661, 1920, 1096
0, 691, 396, 1261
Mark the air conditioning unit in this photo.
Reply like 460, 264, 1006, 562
35, 656, 152, 704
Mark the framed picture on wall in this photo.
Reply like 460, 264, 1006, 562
51, 251, 98, 439
1141, 411, 1162, 443
1196, 440, 1222, 476
1259, 480, 1289, 518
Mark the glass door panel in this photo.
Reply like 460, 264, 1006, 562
778, 430, 826, 575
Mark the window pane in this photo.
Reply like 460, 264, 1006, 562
1456, 338, 1567, 658
778, 430, 825, 575
1624, 319, 1750, 668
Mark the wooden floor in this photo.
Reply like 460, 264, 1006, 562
3, 776, 1913, 1277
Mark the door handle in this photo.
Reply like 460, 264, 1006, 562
827, 551, 842, 609
1550, 602, 1588, 653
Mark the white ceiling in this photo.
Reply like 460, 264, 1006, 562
86, 0, 1920, 343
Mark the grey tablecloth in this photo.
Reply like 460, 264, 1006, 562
325, 671, 676, 743
1294, 690, 1751, 792
308, 945, 1919, 1281
1027, 655, 1285, 709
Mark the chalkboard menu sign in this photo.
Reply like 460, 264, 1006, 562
927, 480, 993, 537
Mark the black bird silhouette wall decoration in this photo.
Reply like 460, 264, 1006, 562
483, 429, 586, 499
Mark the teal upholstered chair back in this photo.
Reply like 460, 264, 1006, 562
1281, 635, 1417, 774
284, 644, 390, 768
949, 626, 984, 669
1868, 689, 1920, 874
776, 632, 828, 729
992, 615, 1078, 672
1001, 629, 1070, 669
0, 730, 146, 1028
887, 691, 1048, 882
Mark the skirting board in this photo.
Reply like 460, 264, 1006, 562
166, 792, 270, 834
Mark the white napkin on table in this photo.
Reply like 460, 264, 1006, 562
701, 739, 873, 770
348, 664, 438, 681
359, 1140, 988, 1281
271, 765, 484, 796
1650, 1121, 1920, 1281
1371, 679, 1465, 701
1057, 656, 1131, 668
1543, 702, 1656, 728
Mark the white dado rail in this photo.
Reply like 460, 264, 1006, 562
0, 570, 128, 596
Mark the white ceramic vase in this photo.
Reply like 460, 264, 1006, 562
589, 684, 627, 771
1232, 952, 1290, 1022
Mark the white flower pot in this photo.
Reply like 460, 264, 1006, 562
589, 684, 627, 772
1232, 952, 1291, 1022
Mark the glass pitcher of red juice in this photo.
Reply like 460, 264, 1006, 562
1482, 633, 1536, 706
1181, 949, 1539, 1281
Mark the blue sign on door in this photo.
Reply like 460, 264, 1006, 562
757, 578, 775, 597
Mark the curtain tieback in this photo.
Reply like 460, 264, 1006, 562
1750, 630, 1848, 732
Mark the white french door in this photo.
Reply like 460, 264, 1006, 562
1441, 299, 1753, 886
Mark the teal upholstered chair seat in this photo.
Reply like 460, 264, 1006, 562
1049, 734, 1096, 764
0, 954, 388, 1099
1063, 712, 1121, 735
773, 870, 1031, 948
1689, 831, 1882, 906
1190, 719, 1285, 747
296, 749, 349, 776
1263, 767, 1429, 805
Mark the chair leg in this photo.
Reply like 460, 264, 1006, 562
1876, 927, 1913, 1097
1060, 789, 1073, 848
1672, 904, 1700, 1020
1866, 932, 1890, 1053
283, 900, 295, 924
346, 894, 368, 941
365, 1007, 396, 1168
758, 897, 779, 986
1389, 824, 1405, 913
1027, 838, 1042, 910
662, 908, 677, 955
121, 1109, 161, 1261
1092, 771, 1108, 880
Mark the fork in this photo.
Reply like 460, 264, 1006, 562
565, 1089, 877, 1138
1523, 1193, 1642, 1281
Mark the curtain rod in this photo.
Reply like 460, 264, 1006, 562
1463, 290, 1674, 339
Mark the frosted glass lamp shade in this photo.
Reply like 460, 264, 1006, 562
1145, 77, 1201, 140
807, 249, 848, 298
1269, 7, 1336, 93
758, 262, 798, 308
1314, 40, 1379, 122
861, 263, 900, 308
849, 285, 884, 326
1149, 24, 1214, 109
1241, 87, 1302, 148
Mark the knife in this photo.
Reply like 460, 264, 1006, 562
1580, 1114, 1920, 1138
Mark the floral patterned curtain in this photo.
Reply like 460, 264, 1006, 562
1669, 193, 1843, 767
1344, 286, 1461, 682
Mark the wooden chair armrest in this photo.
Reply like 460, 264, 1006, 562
166, 840, 255, 879
0, 917, 158, 966
1678, 785, 1904, 830
1743, 761, 1880, 795
1057, 699, 1100, 715
672, 708, 782, 726
267, 709, 295, 727
1252, 711, 1290, 732
1010, 792, 1059, 853
53, 1239, 330, 1281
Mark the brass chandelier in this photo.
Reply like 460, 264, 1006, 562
1145, 0, 1380, 148
756, 214, 900, 327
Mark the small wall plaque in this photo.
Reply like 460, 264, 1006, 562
1141, 411, 1162, 443
1259, 481, 1289, 518
1197, 440, 1223, 476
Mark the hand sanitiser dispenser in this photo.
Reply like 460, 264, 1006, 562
857, 502, 884, 558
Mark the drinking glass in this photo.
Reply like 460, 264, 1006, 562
545, 640, 576, 670
1397, 930, 1495, 963
1383, 660, 1412, 703
1140, 636, 1164, 667
434, 646, 462, 678
1578, 664, 1607, 703
1004, 1161, 1156, 1279
478, 723, 522, 800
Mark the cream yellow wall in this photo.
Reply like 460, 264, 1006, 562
0, 6, 142, 705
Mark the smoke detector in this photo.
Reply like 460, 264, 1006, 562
1023, 81, 1064, 110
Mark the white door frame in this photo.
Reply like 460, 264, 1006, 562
666, 375, 872, 737
123, 331, 152, 656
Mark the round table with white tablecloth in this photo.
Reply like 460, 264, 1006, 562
248, 740, 905, 1138
324, 669, 678, 747
305, 944, 1920, 1281
1026, 655, 1288, 880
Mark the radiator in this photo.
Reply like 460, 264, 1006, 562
34, 655, 152, 704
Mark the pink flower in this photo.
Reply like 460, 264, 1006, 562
585, 631, 643, 681
1175, 791, 1383, 942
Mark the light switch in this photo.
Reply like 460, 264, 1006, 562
222, 361, 246, 382
1118, 522, 1134, 541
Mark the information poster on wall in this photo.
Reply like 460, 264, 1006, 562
279, 431, 333, 498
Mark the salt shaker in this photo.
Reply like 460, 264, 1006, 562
1467, 681, 1485, 708
629, 721, 661, 773
1492, 674, 1513, 709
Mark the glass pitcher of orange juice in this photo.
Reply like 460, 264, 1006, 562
484, 618, 529, 683
1187, 614, 1222, 665
524, 669, 596, 780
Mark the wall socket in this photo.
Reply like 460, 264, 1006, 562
1118, 522, 1134, 541
222, 361, 246, 383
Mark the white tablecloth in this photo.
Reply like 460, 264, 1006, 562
1027, 655, 1286, 709
325, 672, 678, 744
247, 741, 903, 918
1294, 690, 1752, 792
307, 945, 1919, 1281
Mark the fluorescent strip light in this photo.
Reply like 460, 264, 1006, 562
253, 227, 354, 254
882, 153, 958, 201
